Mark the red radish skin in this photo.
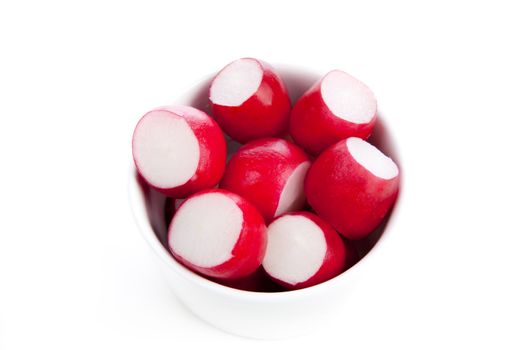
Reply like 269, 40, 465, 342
305, 137, 399, 239
211, 267, 283, 293
289, 70, 377, 154
168, 189, 267, 280
209, 58, 291, 143
262, 212, 346, 290
220, 138, 311, 223
132, 105, 226, 198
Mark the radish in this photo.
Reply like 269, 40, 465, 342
168, 189, 267, 280
289, 70, 377, 154
305, 137, 399, 239
262, 212, 346, 290
209, 58, 291, 143
132, 105, 226, 198
220, 138, 311, 223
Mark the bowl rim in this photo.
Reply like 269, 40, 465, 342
128, 64, 405, 301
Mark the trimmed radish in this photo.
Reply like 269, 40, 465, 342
305, 137, 399, 239
289, 70, 377, 154
209, 58, 291, 143
132, 105, 226, 198
168, 189, 267, 280
220, 138, 311, 223
262, 212, 345, 290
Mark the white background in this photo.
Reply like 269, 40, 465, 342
1, 1, 524, 349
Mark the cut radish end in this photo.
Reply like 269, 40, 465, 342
169, 192, 243, 268
289, 70, 377, 154
133, 110, 200, 189
132, 105, 227, 198
321, 70, 376, 124
275, 161, 310, 217
346, 137, 398, 180
209, 58, 263, 107
209, 58, 291, 143
263, 215, 327, 285
168, 189, 267, 279
305, 138, 400, 239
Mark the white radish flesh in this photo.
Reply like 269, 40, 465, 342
169, 192, 243, 268
274, 161, 310, 217
209, 58, 263, 107
133, 110, 199, 188
346, 137, 398, 180
263, 215, 327, 285
321, 70, 376, 124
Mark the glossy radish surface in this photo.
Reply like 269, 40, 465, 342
262, 212, 345, 290
289, 70, 377, 154
209, 58, 291, 143
220, 138, 310, 222
168, 189, 267, 280
132, 105, 226, 198
305, 137, 399, 239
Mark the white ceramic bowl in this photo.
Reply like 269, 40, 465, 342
128, 65, 403, 339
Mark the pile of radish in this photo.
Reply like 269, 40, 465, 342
132, 58, 400, 292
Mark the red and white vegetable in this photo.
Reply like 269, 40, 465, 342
305, 137, 399, 239
132, 58, 401, 292
132, 105, 226, 198
168, 189, 267, 280
220, 138, 310, 222
289, 70, 377, 154
209, 58, 291, 143
262, 212, 346, 290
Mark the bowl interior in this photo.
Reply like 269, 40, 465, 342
131, 64, 402, 294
